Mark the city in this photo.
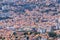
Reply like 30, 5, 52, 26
0, 0, 60, 40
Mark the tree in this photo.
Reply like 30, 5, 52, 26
48, 32, 57, 38
13, 32, 17, 36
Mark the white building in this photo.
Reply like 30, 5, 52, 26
37, 27, 46, 34
41, 37, 47, 40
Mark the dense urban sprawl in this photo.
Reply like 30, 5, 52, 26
0, 0, 60, 40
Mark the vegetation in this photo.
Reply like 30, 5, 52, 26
13, 32, 17, 36
0, 17, 12, 20
48, 32, 57, 38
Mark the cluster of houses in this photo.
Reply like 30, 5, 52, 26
0, 0, 60, 40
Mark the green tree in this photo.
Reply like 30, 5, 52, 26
13, 32, 17, 36
48, 32, 57, 38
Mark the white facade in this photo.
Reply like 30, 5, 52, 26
57, 38, 60, 40
41, 37, 47, 40
37, 28, 46, 34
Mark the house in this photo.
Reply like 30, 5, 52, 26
41, 37, 47, 40
37, 27, 46, 34
57, 38, 60, 40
